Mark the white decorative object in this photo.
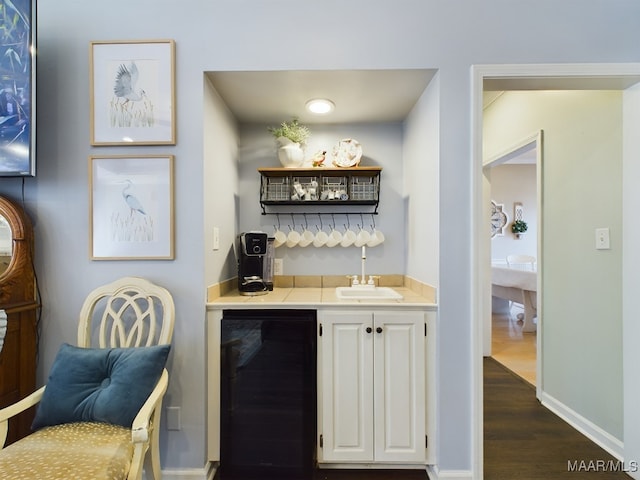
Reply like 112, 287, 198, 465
512, 203, 527, 238
332, 138, 362, 167
514, 202, 524, 222
0, 309, 7, 355
277, 137, 305, 168
490, 200, 508, 237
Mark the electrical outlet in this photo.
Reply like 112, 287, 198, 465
166, 406, 181, 431
274, 258, 284, 276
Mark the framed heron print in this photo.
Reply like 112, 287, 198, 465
89, 155, 174, 260
90, 40, 176, 146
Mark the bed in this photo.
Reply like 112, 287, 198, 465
491, 266, 537, 332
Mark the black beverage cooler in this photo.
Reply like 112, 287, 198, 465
220, 309, 317, 479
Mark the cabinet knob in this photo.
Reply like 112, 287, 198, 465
366, 327, 373, 334
376, 326, 383, 334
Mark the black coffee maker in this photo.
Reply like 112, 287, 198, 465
237, 232, 273, 295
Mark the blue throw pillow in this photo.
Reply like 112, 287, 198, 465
32, 343, 170, 430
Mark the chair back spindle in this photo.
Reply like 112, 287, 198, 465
78, 276, 175, 349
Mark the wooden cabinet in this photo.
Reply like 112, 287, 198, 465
318, 309, 432, 465
0, 196, 38, 445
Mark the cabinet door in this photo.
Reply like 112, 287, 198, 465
320, 311, 374, 462
373, 311, 426, 463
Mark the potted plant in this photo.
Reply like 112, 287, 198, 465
268, 118, 311, 168
511, 219, 528, 238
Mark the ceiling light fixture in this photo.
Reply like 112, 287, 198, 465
305, 98, 335, 115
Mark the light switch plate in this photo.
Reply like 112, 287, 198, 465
595, 228, 610, 250
213, 227, 220, 251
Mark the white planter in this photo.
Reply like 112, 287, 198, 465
276, 137, 304, 168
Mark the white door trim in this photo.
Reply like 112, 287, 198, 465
471, 62, 640, 480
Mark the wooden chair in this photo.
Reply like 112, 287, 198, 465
506, 254, 536, 271
0, 276, 175, 480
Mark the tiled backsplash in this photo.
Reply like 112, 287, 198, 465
207, 275, 436, 303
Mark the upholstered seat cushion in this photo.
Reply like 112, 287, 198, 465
32, 343, 170, 430
0, 422, 132, 479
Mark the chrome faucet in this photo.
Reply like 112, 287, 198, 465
348, 246, 379, 287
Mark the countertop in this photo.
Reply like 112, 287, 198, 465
206, 286, 437, 310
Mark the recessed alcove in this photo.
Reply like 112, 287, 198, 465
203, 69, 440, 280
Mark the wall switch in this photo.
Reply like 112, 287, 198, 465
595, 227, 610, 250
274, 258, 284, 276
213, 227, 220, 251
166, 406, 181, 431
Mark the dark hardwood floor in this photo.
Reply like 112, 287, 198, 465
215, 356, 631, 480
214, 469, 428, 480
484, 357, 632, 479
311, 470, 428, 480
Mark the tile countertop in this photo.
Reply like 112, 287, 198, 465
206, 286, 437, 310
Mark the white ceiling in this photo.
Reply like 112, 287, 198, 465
206, 70, 640, 153
206, 69, 438, 124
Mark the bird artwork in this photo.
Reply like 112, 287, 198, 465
110, 179, 154, 243
110, 61, 154, 128
121, 180, 146, 216
113, 62, 145, 104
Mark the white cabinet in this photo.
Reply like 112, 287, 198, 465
319, 309, 433, 465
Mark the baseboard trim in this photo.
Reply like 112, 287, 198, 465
161, 462, 217, 480
161, 463, 472, 480
540, 391, 624, 460
319, 464, 426, 470
426, 465, 473, 480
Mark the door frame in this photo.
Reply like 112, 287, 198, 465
471, 63, 640, 480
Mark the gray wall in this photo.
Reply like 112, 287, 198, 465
0, 0, 638, 475
237, 123, 406, 276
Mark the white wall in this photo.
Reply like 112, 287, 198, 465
490, 164, 537, 264
1, 0, 638, 476
484, 90, 624, 442
203, 76, 240, 288
404, 73, 440, 287
623, 81, 640, 479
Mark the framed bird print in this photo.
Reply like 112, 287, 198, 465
89, 155, 174, 260
89, 40, 176, 146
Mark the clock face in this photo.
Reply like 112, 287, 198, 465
491, 201, 507, 237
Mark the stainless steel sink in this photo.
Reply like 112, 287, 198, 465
335, 286, 403, 300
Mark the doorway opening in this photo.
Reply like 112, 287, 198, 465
484, 134, 540, 388
472, 64, 640, 480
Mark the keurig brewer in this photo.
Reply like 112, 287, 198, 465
237, 232, 273, 295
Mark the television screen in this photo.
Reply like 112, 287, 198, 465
0, 0, 35, 177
